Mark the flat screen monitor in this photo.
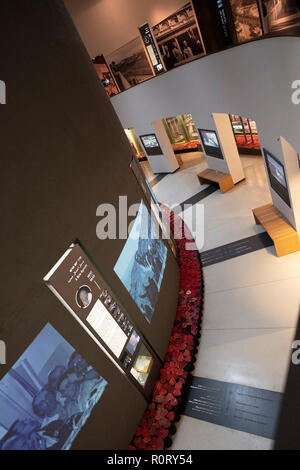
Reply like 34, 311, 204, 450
140, 134, 163, 156
199, 129, 223, 159
264, 148, 291, 208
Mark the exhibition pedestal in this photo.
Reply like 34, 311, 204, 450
253, 203, 300, 257
198, 168, 234, 193
129, 206, 204, 451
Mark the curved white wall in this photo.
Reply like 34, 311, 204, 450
111, 37, 300, 233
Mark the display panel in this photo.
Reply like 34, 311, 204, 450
152, 2, 206, 71
106, 37, 154, 92
44, 242, 159, 396
138, 23, 165, 75
139, 134, 163, 156
0, 323, 107, 450
199, 129, 224, 159
264, 148, 291, 207
114, 200, 167, 324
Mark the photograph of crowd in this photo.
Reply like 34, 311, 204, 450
258, 0, 300, 35
152, 2, 205, 71
0, 324, 107, 450
229, 0, 263, 42
106, 37, 154, 92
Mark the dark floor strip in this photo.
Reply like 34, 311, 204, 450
183, 376, 282, 439
150, 173, 168, 187
173, 184, 219, 214
200, 231, 274, 267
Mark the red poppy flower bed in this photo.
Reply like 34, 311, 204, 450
129, 206, 204, 450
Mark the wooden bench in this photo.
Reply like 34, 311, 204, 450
198, 168, 234, 193
252, 203, 300, 257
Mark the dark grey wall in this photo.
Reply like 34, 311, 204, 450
0, 0, 180, 449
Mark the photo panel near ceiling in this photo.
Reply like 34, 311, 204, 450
257, 0, 300, 35
92, 55, 119, 98
263, 148, 291, 208
105, 37, 154, 92
198, 128, 224, 159
44, 242, 161, 399
0, 323, 107, 450
113, 199, 167, 325
139, 133, 163, 156
152, 2, 206, 71
229, 0, 263, 42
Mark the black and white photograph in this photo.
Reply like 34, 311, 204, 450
152, 2, 205, 71
76, 285, 92, 309
106, 37, 154, 92
229, 0, 263, 42
258, 0, 300, 35
0, 324, 107, 450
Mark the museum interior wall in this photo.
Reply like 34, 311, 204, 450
111, 36, 300, 233
64, 0, 187, 57
0, 0, 180, 450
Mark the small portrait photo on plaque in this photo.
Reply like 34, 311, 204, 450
76, 285, 92, 309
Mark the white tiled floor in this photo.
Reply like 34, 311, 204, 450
141, 152, 300, 450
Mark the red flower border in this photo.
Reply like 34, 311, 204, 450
129, 206, 204, 450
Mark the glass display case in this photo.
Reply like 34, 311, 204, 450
125, 128, 147, 161
229, 114, 261, 153
163, 113, 201, 152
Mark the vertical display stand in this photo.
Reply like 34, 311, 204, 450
212, 112, 245, 184
148, 119, 179, 174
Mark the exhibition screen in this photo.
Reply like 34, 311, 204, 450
199, 129, 223, 159
264, 149, 291, 208
140, 134, 163, 156
114, 199, 167, 324
0, 323, 107, 450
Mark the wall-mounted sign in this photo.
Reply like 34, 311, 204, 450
138, 23, 165, 75
44, 242, 160, 398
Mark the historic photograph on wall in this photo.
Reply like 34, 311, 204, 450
152, 2, 206, 71
105, 37, 154, 92
93, 54, 119, 98
229, 0, 263, 42
258, 0, 300, 35
114, 200, 167, 324
0, 323, 107, 450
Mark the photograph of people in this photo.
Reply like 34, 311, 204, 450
0, 324, 107, 450
114, 200, 167, 324
76, 285, 92, 309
